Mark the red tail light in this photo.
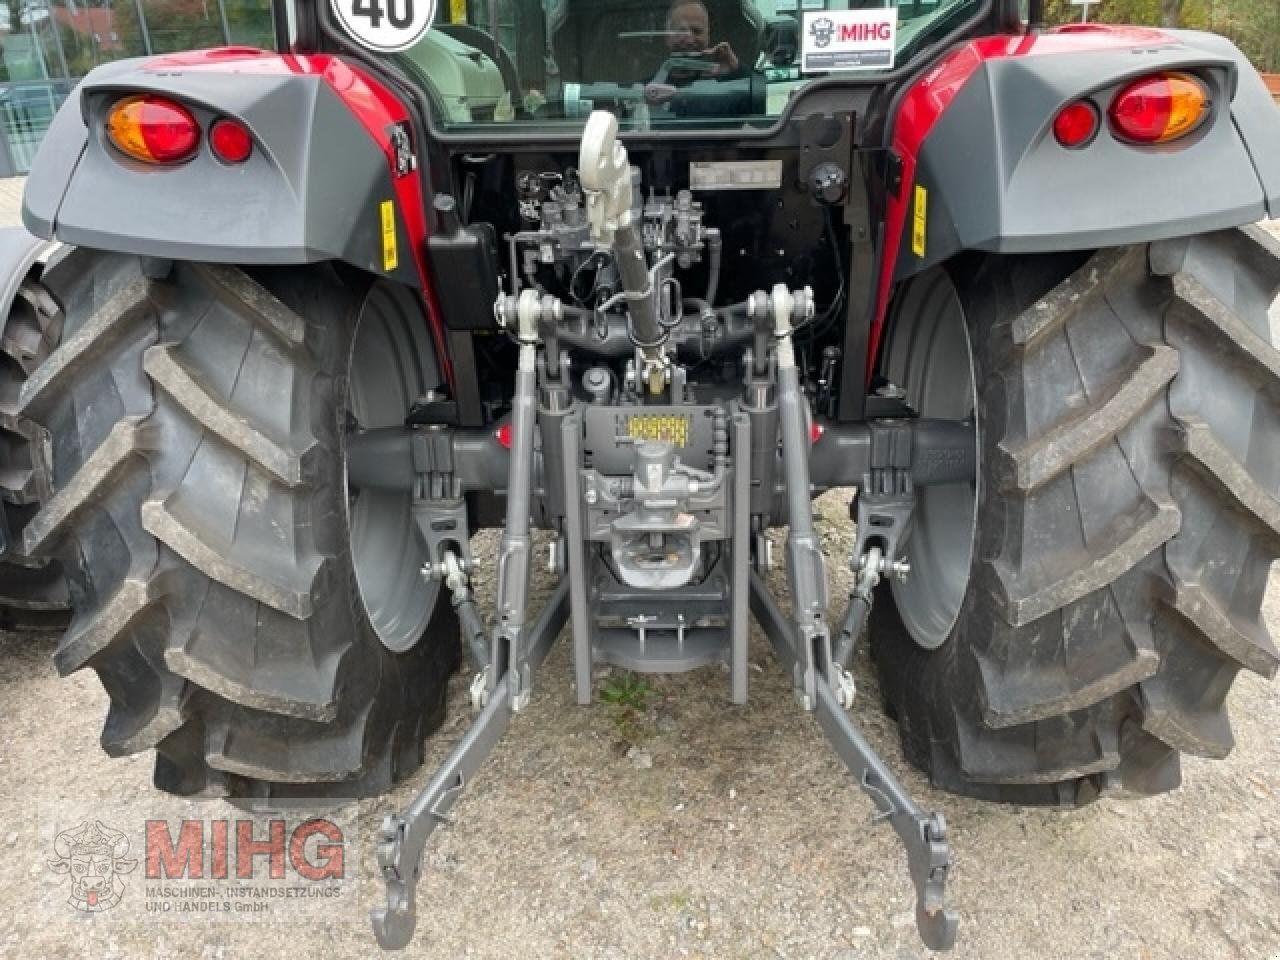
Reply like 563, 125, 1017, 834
105, 95, 200, 164
209, 118, 253, 164
495, 423, 512, 449
1052, 101, 1099, 148
1108, 72, 1210, 144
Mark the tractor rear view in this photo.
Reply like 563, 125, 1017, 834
3, 0, 1279, 949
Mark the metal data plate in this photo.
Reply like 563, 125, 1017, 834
624, 412, 690, 448
689, 160, 783, 191
582, 404, 718, 474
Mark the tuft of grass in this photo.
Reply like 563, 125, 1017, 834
600, 672, 653, 745
599, 671, 652, 710
648, 891, 693, 912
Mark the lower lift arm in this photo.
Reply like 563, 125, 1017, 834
749, 575, 957, 950
759, 284, 958, 951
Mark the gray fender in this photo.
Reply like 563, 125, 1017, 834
22, 56, 419, 285
0, 227, 55, 320
898, 30, 1280, 278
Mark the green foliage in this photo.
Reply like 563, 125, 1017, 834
112, 0, 274, 58
600, 671, 653, 744
0, 0, 275, 84
1041, 0, 1279, 71
599, 671, 652, 710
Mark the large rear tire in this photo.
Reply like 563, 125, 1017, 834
873, 226, 1280, 805
22, 250, 459, 800
0, 258, 70, 628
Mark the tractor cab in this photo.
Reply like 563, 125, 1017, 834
391, 0, 978, 129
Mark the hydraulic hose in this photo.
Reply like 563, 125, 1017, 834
704, 227, 722, 307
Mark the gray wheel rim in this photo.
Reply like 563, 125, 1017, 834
885, 271, 978, 651
345, 285, 440, 653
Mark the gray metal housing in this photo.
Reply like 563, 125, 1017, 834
22, 56, 418, 284
896, 30, 1280, 278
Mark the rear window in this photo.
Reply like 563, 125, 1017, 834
395, 0, 983, 132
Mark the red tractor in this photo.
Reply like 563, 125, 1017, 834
2, 0, 1278, 948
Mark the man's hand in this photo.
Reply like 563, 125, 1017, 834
704, 41, 738, 74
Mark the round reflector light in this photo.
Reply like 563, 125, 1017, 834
209, 118, 253, 164
105, 95, 199, 164
1052, 101, 1099, 148
1108, 72, 1210, 144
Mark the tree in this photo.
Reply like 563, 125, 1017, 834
1159, 0, 1182, 26
114, 0, 273, 58
1040, 0, 1275, 71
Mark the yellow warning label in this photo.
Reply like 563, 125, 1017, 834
626, 414, 690, 448
450, 0, 467, 22
911, 185, 927, 258
380, 200, 398, 272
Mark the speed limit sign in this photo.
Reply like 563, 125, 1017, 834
330, 0, 436, 52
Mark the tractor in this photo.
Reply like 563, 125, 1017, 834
2, 0, 1278, 949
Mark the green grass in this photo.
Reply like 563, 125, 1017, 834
648, 891, 693, 912
600, 672, 653, 744
599, 671, 652, 710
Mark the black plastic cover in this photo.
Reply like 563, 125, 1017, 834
427, 221, 500, 331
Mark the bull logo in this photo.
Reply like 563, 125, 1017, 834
808, 17, 836, 49
48, 821, 136, 912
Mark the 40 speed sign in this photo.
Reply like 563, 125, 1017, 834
331, 0, 435, 52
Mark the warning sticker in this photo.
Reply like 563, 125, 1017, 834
802, 9, 897, 73
912, 185, 927, 258
380, 200, 398, 272
330, 0, 435, 54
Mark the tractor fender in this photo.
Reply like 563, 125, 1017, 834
21, 51, 423, 288
0, 228, 55, 322
888, 28, 1280, 283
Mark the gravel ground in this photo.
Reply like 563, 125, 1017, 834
0, 205, 1277, 959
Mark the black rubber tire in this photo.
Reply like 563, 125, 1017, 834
872, 226, 1280, 806
21, 250, 459, 801
0, 260, 70, 629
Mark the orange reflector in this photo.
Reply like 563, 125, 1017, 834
105, 95, 200, 164
1108, 72, 1210, 145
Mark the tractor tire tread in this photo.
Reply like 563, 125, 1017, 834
874, 226, 1280, 803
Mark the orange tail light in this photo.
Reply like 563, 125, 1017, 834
105, 95, 200, 164
1108, 72, 1210, 145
